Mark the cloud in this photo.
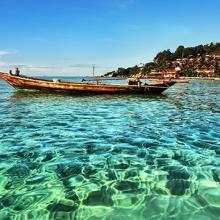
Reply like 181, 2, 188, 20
68, 64, 117, 69
0, 51, 11, 56
24, 66, 53, 71
0, 61, 116, 76
0, 61, 53, 72
69, 64, 95, 68
0, 49, 18, 58
0, 61, 19, 68
0, 49, 54, 73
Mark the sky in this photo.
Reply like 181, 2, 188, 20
0, 0, 220, 76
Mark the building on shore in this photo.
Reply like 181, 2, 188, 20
206, 50, 220, 60
162, 67, 181, 78
195, 65, 216, 77
144, 69, 163, 78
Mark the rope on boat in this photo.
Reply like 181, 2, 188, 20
162, 81, 171, 87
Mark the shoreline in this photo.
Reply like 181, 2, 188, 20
180, 77, 220, 81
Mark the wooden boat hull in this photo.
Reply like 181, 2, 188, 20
0, 72, 176, 95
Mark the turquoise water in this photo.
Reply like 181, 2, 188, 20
0, 78, 220, 220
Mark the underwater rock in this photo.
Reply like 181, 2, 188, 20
13, 204, 28, 211
83, 165, 97, 178
163, 165, 190, 180
124, 169, 138, 178
114, 163, 129, 170
1, 195, 15, 207
212, 169, 220, 183
0, 217, 12, 220
106, 169, 117, 180
214, 147, 220, 156
111, 146, 122, 153
142, 141, 158, 148
146, 159, 154, 166
83, 186, 114, 206
6, 164, 30, 177
42, 152, 54, 162
77, 155, 90, 163
62, 178, 72, 189
57, 163, 82, 178
172, 153, 181, 161
156, 158, 173, 167
5, 181, 13, 190
158, 153, 170, 159
65, 192, 79, 203
26, 162, 40, 170
166, 179, 190, 196
85, 143, 102, 154
115, 180, 139, 192
0, 153, 10, 160
47, 202, 78, 212
85, 144, 94, 154
137, 150, 147, 158
16, 150, 38, 159
145, 155, 156, 166
12, 194, 39, 211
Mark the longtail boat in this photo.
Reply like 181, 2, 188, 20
0, 72, 176, 95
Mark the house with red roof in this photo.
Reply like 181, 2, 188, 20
162, 67, 180, 78
196, 65, 216, 77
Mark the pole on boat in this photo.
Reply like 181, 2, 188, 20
93, 65, 95, 78
93, 65, 99, 84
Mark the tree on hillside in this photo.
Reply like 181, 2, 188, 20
216, 64, 220, 76
142, 62, 156, 74
182, 47, 194, 58
127, 66, 140, 76
103, 42, 220, 78
154, 50, 172, 66
195, 45, 205, 56
174, 45, 184, 59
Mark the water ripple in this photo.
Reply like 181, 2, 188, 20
0, 79, 220, 219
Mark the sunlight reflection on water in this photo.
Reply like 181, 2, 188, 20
0, 79, 220, 219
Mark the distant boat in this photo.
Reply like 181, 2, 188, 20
0, 72, 176, 95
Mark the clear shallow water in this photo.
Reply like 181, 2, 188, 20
0, 78, 220, 220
